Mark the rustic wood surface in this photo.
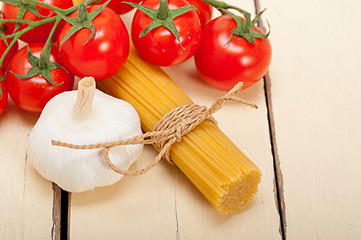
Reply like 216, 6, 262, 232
0, 99, 57, 239
259, 0, 361, 239
1, 0, 361, 239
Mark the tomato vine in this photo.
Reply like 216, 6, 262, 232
0, 0, 104, 73
0, 0, 104, 110
0, 0, 271, 102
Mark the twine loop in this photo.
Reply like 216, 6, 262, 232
51, 82, 257, 176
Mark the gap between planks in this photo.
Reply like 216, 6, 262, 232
254, 0, 287, 240
263, 72, 286, 239
254, 0, 287, 239
52, 184, 61, 240
51, 184, 70, 240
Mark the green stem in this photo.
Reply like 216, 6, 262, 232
38, 17, 61, 69
82, 0, 103, 5
201, 0, 229, 9
58, 0, 103, 15
0, 15, 58, 30
0, 18, 41, 27
24, 0, 68, 15
0, 37, 19, 69
0, 0, 106, 67
222, 9, 243, 29
16, 0, 102, 16
0, 23, 31, 67
78, 4, 87, 22
201, 0, 250, 17
0, 0, 102, 31
0, 14, 58, 60
201, 0, 269, 43
158, 0, 168, 20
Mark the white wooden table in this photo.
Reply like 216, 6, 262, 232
1, 0, 361, 239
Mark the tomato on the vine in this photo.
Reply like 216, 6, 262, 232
0, 71, 7, 115
6, 43, 74, 113
194, 15, 272, 90
2, 0, 74, 43
57, 5, 129, 81
98, 0, 142, 15
131, 0, 202, 66
0, 37, 18, 72
185, 0, 213, 27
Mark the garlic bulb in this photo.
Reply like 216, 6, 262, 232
27, 77, 143, 192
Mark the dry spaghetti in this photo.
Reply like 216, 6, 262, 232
52, 82, 257, 177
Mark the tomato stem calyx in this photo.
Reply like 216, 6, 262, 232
202, 0, 270, 44
0, 0, 105, 97
57, 0, 110, 47
222, 8, 269, 45
124, 0, 196, 48
11, 45, 64, 86
0, 0, 103, 68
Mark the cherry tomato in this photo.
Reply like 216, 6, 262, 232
6, 43, 74, 113
194, 15, 272, 90
0, 36, 19, 72
185, 0, 213, 27
0, 71, 7, 115
98, 0, 142, 15
2, 0, 74, 43
131, 0, 202, 66
57, 5, 129, 81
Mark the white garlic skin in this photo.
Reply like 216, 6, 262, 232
27, 89, 143, 192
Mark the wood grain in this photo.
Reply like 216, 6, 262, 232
258, 0, 361, 238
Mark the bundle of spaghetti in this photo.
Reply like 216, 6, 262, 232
97, 45, 261, 214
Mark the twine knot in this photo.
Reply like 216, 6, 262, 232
52, 82, 257, 176
152, 104, 212, 163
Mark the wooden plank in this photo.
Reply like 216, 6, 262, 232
70, 1, 281, 239
0, 99, 58, 239
0, 2, 60, 234
257, 0, 361, 238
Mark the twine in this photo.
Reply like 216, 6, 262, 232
51, 82, 257, 176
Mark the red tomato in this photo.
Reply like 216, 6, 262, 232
195, 15, 272, 90
2, 0, 74, 43
185, 0, 213, 27
0, 71, 7, 115
0, 36, 19, 72
131, 0, 202, 66
6, 43, 74, 113
57, 5, 129, 81
98, 0, 142, 15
